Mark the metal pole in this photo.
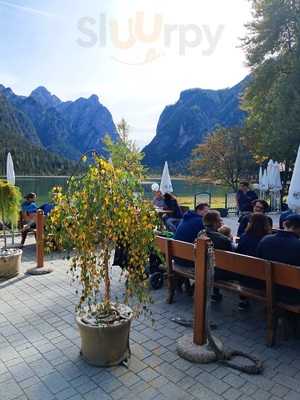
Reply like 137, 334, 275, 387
36, 210, 44, 268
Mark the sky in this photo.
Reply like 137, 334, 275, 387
0, 0, 252, 148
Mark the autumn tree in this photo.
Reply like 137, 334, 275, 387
242, 0, 300, 190
190, 127, 256, 191
104, 119, 146, 180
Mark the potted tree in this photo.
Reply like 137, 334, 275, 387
47, 154, 157, 366
0, 179, 22, 278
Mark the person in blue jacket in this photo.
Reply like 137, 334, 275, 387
257, 214, 300, 304
174, 202, 209, 243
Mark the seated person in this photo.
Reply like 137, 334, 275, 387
257, 214, 300, 304
237, 199, 272, 237
173, 203, 209, 269
203, 211, 247, 309
236, 181, 258, 213
218, 225, 233, 241
279, 208, 294, 229
20, 193, 38, 248
21, 192, 37, 215
39, 203, 55, 216
237, 213, 272, 257
174, 203, 209, 243
152, 190, 166, 209
203, 210, 233, 252
162, 193, 183, 233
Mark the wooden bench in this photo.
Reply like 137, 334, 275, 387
155, 235, 300, 346
155, 235, 209, 345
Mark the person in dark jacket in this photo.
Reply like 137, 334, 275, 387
172, 203, 209, 271
202, 211, 236, 303
237, 199, 272, 237
257, 214, 300, 304
174, 203, 209, 243
237, 213, 272, 257
279, 208, 294, 229
163, 193, 183, 232
236, 182, 258, 213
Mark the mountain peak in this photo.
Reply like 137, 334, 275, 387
88, 94, 99, 103
30, 86, 61, 108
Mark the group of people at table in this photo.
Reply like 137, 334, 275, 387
153, 182, 300, 309
20, 192, 54, 248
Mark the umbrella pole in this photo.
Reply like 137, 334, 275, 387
11, 224, 14, 246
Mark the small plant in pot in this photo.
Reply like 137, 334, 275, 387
46, 155, 157, 367
0, 179, 22, 279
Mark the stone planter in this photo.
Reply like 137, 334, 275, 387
76, 304, 133, 367
0, 249, 22, 279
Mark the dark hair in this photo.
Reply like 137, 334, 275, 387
246, 213, 272, 238
240, 181, 249, 187
252, 199, 269, 212
203, 210, 221, 227
163, 193, 176, 201
285, 217, 300, 230
195, 203, 209, 212
24, 192, 36, 200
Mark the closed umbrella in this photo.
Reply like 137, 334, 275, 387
288, 145, 300, 212
261, 169, 269, 192
6, 152, 15, 186
6, 152, 16, 244
160, 161, 173, 195
272, 162, 282, 211
267, 160, 275, 190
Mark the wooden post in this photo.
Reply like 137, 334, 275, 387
36, 210, 44, 268
193, 239, 208, 346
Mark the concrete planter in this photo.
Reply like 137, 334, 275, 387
76, 304, 133, 367
0, 249, 22, 279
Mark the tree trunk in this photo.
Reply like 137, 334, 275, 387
103, 248, 111, 305
1, 206, 6, 250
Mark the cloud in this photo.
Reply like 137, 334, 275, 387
0, 0, 57, 18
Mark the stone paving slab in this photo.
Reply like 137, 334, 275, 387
0, 238, 299, 400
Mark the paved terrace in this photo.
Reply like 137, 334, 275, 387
1, 219, 299, 400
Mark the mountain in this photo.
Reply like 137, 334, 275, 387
0, 85, 118, 161
56, 94, 118, 154
0, 94, 75, 175
142, 76, 250, 172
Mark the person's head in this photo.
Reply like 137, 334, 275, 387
252, 199, 269, 214
239, 181, 250, 192
154, 190, 163, 199
203, 210, 223, 231
246, 213, 272, 238
163, 192, 176, 202
24, 193, 37, 203
195, 202, 209, 217
284, 214, 300, 237
218, 225, 232, 239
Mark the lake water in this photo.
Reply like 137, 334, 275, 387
15, 176, 230, 206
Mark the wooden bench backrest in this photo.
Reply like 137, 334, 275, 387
155, 236, 195, 261
272, 262, 300, 290
214, 250, 270, 281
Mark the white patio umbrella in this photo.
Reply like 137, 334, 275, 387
267, 160, 275, 190
160, 161, 173, 195
6, 152, 16, 244
271, 162, 282, 211
288, 145, 300, 212
261, 169, 269, 192
6, 152, 15, 186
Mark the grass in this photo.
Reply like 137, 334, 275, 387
177, 196, 227, 209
